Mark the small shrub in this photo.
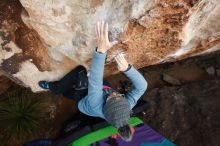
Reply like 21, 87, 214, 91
0, 86, 51, 146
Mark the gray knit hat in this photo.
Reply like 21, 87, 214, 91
103, 97, 131, 128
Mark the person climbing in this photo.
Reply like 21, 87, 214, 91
38, 21, 148, 142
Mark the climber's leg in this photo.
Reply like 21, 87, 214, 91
62, 88, 88, 103
38, 65, 87, 94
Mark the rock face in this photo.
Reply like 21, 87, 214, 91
142, 79, 220, 146
0, 0, 220, 92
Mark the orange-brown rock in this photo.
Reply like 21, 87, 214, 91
0, 0, 220, 92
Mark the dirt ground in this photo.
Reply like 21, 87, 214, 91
0, 50, 220, 145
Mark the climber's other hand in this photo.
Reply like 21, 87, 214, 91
115, 53, 129, 72
96, 21, 118, 53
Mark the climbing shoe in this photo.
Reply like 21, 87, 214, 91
38, 81, 50, 89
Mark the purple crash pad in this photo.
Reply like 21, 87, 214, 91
93, 123, 164, 146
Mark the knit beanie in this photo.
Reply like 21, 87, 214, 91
103, 97, 131, 128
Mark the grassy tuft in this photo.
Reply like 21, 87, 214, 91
0, 86, 52, 146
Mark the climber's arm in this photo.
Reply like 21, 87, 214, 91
86, 21, 117, 107
115, 54, 148, 109
78, 21, 118, 117
77, 49, 106, 117
123, 66, 148, 108
86, 49, 106, 107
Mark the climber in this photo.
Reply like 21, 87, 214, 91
38, 21, 148, 142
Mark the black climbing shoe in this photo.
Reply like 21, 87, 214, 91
38, 81, 50, 89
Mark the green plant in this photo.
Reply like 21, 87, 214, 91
0, 86, 51, 146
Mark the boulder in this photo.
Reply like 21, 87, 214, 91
205, 66, 215, 76
142, 79, 220, 146
162, 73, 181, 85
0, 0, 220, 92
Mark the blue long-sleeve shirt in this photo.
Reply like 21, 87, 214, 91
78, 50, 148, 119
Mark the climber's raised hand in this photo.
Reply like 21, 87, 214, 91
96, 21, 118, 53
115, 53, 129, 72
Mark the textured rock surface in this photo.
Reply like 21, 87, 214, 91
142, 79, 220, 146
0, 0, 220, 92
